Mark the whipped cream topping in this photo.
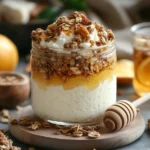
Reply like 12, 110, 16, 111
32, 11, 114, 51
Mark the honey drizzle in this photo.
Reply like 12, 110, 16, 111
32, 68, 115, 91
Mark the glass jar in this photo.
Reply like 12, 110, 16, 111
31, 41, 116, 125
131, 22, 150, 96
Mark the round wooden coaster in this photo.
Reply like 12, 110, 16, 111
9, 106, 145, 150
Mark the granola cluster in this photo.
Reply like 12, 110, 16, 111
31, 11, 114, 49
31, 11, 116, 81
31, 46, 116, 80
0, 131, 20, 150
11, 117, 101, 139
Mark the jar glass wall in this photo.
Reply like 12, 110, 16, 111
31, 41, 116, 125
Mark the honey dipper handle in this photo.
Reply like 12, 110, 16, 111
133, 93, 150, 107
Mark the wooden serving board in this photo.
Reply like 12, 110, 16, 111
9, 106, 145, 150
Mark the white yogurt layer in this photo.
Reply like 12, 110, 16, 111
31, 76, 116, 123
40, 25, 108, 51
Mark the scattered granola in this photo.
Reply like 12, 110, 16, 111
88, 131, 101, 138
54, 124, 101, 139
10, 117, 101, 139
10, 119, 18, 125
19, 116, 31, 126
0, 131, 20, 150
28, 121, 41, 130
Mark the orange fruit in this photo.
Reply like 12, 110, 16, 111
116, 59, 134, 85
137, 57, 150, 87
0, 34, 18, 71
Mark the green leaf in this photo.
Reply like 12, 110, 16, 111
60, 0, 88, 11
37, 7, 60, 21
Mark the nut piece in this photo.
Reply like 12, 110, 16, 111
72, 131, 83, 137
28, 121, 41, 130
10, 119, 18, 125
42, 121, 51, 128
77, 25, 89, 37
88, 131, 101, 138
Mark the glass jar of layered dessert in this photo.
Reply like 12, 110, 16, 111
31, 12, 116, 125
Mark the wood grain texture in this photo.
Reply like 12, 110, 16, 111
9, 106, 145, 150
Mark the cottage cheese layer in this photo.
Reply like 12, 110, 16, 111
32, 76, 116, 123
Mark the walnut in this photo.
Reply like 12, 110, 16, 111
28, 121, 41, 130
77, 25, 89, 37
81, 14, 92, 25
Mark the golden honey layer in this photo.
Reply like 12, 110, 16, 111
32, 66, 115, 91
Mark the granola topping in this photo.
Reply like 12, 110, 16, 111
31, 11, 114, 51
31, 11, 116, 90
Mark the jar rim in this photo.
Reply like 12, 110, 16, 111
32, 40, 115, 56
131, 22, 150, 37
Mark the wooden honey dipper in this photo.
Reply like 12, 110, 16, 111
103, 93, 150, 131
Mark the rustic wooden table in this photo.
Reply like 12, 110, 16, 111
1, 59, 150, 150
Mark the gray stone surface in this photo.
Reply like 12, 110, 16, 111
1, 59, 150, 150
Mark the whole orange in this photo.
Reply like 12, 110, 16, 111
0, 34, 18, 71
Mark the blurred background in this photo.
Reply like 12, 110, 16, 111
0, 0, 150, 57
